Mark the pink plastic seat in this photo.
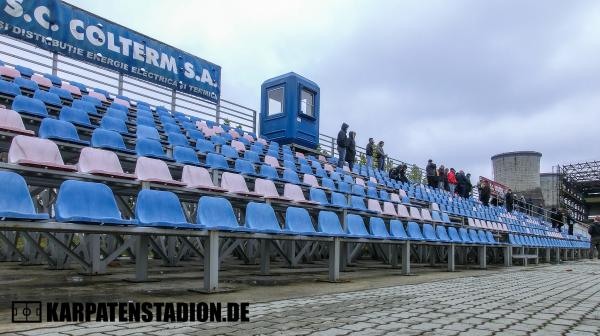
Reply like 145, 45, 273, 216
181, 165, 225, 191
62, 83, 82, 96
8, 135, 76, 171
468, 218, 478, 227
202, 127, 216, 137
295, 152, 305, 159
324, 163, 334, 172
318, 155, 326, 162
475, 219, 483, 228
220, 172, 260, 197
369, 177, 377, 184
397, 204, 410, 218
264, 155, 281, 168
0, 66, 20, 78
409, 207, 422, 220
254, 178, 292, 201
113, 98, 130, 108
303, 174, 323, 189
243, 134, 254, 143
256, 138, 268, 146
430, 203, 440, 212
390, 193, 401, 203
228, 129, 240, 139
343, 165, 350, 172
355, 178, 366, 187
230, 140, 246, 152
383, 202, 398, 216
196, 120, 207, 129
31, 74, 52, 88
367, 199, 383, 214
398, 189, 408, 198
421, 209, 433, 222
283, 183, 318, 205
212, 125, 224, 134
0, 108, 34, 135
77, 147, 134, 179
480, 221, 490, 229
89, 91, 107, 102
134, 157, 185, 186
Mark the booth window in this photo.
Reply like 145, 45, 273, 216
300, 89, 314, 117
267, 87, 284, 116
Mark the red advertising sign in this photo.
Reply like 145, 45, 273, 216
479, 176, 510, 198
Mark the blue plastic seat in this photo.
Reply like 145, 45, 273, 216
351, 185, 366, 197
459, 228, 474, 243
196, 139, 215, 154
350, 196, 377, 214
299, 164, 312, 175
485, 231, 499, 244
43, 73, 62, 86
173, 146, 201, 165
367, 187, 380, 200
211, 135, 226, 146
33, 89, 61, 106
259, 164, 281, 180
49, 87, 72, 100
135, 189, 197, 229
105, 107, 128, 121
137, 116, 155, 127
221, 145, 238, 159
81, 95, 102, 107
0, 79, 21, 96
283, 169, 301, 184
284, 207, 317, 235
11, 95, 48, 117
136, 138, 170, 160
337, 181, 351, 194
346, 214, 371, 238
69, 81, 88, 93
14, 77, 39, 91
167, 132, 190, 148
441, 212, 451, 223
91, 128, 134, 153
321, 178, 336, 190
310, 187, 337, 207
109, 101, 128, 111
369, 217, 390, 239
469, 229, 483, 244
14, 65, 33, 77
317, 211, 346, 236
100, 116, 129, 134
477, 230, 490, 244
331, 192, 349, 208
389, 220, 408, 240
72, 99, 98, 116
55, 180, 135, 225
196, 196, 246, 231
447, 227, 463, 243
422, 224, 440, 242
206, 153, 232, 171
137, 125, 160, 140
435, 226, 452, 243
243, 150, 260, 163
407, 222, 425, 240
0, 171, 49, 220
59, 106, 92, 127
39, 118, 89, 145
163, 123, 180, 134
235, 159, 260, 177
244, 202, 282, 233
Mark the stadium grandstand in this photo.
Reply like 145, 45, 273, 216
0, 1, 597, 334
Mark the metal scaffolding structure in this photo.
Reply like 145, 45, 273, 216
558, 160, 600, 221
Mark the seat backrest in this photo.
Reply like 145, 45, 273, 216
221, 145, 238, 159
8, 135, 65, 165
243, 150, 260, 163
196, 196, 239, 229
317, 211, 344, 235
168, 132, 190, 148
346, 214, 370, 236
135, 157, 175, 181
55, 180, 123, 221
59, 106, 91, 126
436, 225, 451, 241
369, 217, 389, 238
221, 172, 251, 193
478, 230, 488, 243
245, 202, 280, 231
447, 227, 462, 242
421, 208, 433, 222
137, 125, 160, 140
351, 195, 367, 210
91, 128, 128, 151
39, 118, 82, 142
303, 174, 320, 188
352, 184, 366, 197
264, 155, 280, 168
49, 87, 72, 100
285, 207, 315, 233
136, 189, 187, 224
260, 164, 279, 180
0, 66, 20, 78
0, 108, 28, 132
459, 228, 472, 242
31, 74, 52, 87
78, 147, 125, 174
230, 140, 245, 152
382, 202, 397, 216
355, 177, 366, 187
11, 95, 48, 117
397, 204, 410, 218
206, 153, 229, 170
283, 183, 307, 202
469, 229, 481, 243
136, 138, 166, 158
173, 146, 200, 165
367, 199, 382, 213
331, 192, 348, 207
390, 220, 408, 238
235, 158, 256, 175
181, 165, 215, 188
196, 139, 215, 153
283, 169, 300, 183
309, 187, 329, 205
321, 177, 336, 190
409, 207, 422, 220
254, 178, 280, 198
407, 222, 425, 239
0, 171, 41, 217
105, 107, 128, 120
61, 82, 82, 96
422, 224, 438, 240
100, 115, 128, 133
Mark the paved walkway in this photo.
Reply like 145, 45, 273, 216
8, 260, 600, 336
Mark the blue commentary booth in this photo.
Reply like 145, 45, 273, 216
259, 72, 320, 149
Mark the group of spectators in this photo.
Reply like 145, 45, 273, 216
336, 123, 386, 171
425, 159, 473, 199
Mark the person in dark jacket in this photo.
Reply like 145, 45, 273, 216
365, 138, 374, 168
505, 188, 514, 212
375, 141, 386, 171
550, 208, 562, 229
389, 165, 400, 181
345, 131, 356, 171
479, 181, 491, 206
399, 164, 409, 184
464, 173, 473, 198
336, 123, 349, 168
455, 170, 466, 197
437, 165, 446, 190
589, 217, 600, 259
426, 159, 437, 188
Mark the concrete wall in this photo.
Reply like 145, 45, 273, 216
492, 151, 542, 193
540, 173, 559, 208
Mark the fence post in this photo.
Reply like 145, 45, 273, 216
117, 73, 124, 95
51, 52, 58, 75
215, 99, 221, 125
330, 137, 335, 157
252, 109, 257, 134
170, 89, 176, 112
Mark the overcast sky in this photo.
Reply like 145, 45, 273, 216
69, 0, 600, 179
